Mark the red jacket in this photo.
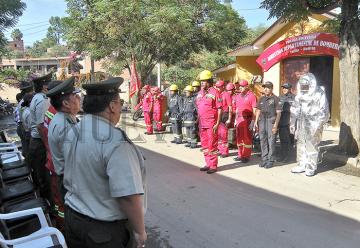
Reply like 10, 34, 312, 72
153, 93, 164, 113
142, 92, 153, 112
40, 105, 57, 173
196, 87, 222, 128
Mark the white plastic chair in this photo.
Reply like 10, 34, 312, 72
0, 143, 19, 154
0, 207, 67, 248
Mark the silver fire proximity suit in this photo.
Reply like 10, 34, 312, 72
291, 73, 330, 176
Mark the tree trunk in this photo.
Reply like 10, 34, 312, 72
338, 0, 360, 155
90, 57, 95, 83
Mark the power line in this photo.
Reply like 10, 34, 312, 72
14, 21, 49, 27
4, 24, 49, 34
21, 24, 49, 32
236, 8, 262, 11
23, 29, 49, 36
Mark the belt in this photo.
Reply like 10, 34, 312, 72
66, 205, 128, 224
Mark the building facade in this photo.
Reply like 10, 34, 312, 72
213, 13, 360, 128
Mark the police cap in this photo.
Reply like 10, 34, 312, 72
46, 77, 80, 97
262, 81, 273, 88
32, 72, 53, 85
19, 81, 33, 91
281, 82, 292, 89
82, 77, 124, 95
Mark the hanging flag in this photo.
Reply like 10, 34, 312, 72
129, 59, 141, 99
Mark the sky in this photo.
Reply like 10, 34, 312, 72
4, 0, 276, 46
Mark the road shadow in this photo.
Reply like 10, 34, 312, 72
141, 147, 360, 248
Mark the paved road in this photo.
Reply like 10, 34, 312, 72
142, 148, 360, 248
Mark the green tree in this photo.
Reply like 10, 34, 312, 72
242, 23, 268, 44
162, 49, 234, 88
0, 0, 26, 53
261, 0, 360, 155
11, 28, 23, 41
26, 39, 51, 58
47, 16, 65, 45
63, 0, 247, 82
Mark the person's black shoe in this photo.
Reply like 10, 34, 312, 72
176, 140, 183, 144
200, 166, 210, 171
233, 157, 242, 161
240, 158, 249, 163
264, 162, 273, 169
207, 169, 217, 174
170, 140, 177, 143
190, 144, 197, 149
144, 132, 153, 135
281, 157, 290, 163
259, 161, 266, 168
185, 143, 191, 147
220, 154, 228, 158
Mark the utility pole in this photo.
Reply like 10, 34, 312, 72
157, 63, 161, 89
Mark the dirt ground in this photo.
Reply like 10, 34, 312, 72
0, 83, 19, 103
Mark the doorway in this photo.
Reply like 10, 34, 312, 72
281, 56, 334, 112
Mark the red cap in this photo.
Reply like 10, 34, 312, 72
239, 80, 249, 87
226, 83, 235, 91
215, 80, 225, 87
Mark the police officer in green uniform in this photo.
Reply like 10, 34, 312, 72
63, 77, 147, 248
254, 81, 282, 168
278, 82, 295, 162
47, 76, 81, 200
28, 72, 52, 199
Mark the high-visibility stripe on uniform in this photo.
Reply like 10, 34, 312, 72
205, 94, 215, 99
58, 211, 65, 218
45, 111, 55, 120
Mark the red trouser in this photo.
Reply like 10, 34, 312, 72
218, 123, 229, 156
236, 119, 252, 159
50, 173, 64, 231
200, 127, 218, 169
153, 111, 163, 130
144, 111, 153, 134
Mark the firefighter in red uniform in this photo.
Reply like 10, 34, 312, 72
196, 70, 222, 174
215, 81, 233, 158
234, 80, 257, 163
227, 83, 236, 116
152, 86, 164, 131
234, 81, 240, 94
142, 85, 153, 134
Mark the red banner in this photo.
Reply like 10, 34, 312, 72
256, 33, 339, 72
129, 59, 141, 98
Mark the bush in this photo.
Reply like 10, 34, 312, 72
0, 68, 32, 87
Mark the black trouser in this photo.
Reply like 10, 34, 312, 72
16, 124, 26, 156
279, 125, 292, 158
171, 119, 182, 142
259, 117, 276, 163
65, 206, 132, 248
184, 123, 197, 147
57, 175, 67, 203
27, 138, 51, 200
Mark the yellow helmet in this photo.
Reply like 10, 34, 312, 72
199, 70, 213, 81
191, 81, 200, 87
169, 84, 179, 91
184, 85, 193, 92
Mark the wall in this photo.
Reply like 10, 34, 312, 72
235, 56, 262, 82
331, 57, 340, 127
263, 62, 281, 95
215, 68, 236, 82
